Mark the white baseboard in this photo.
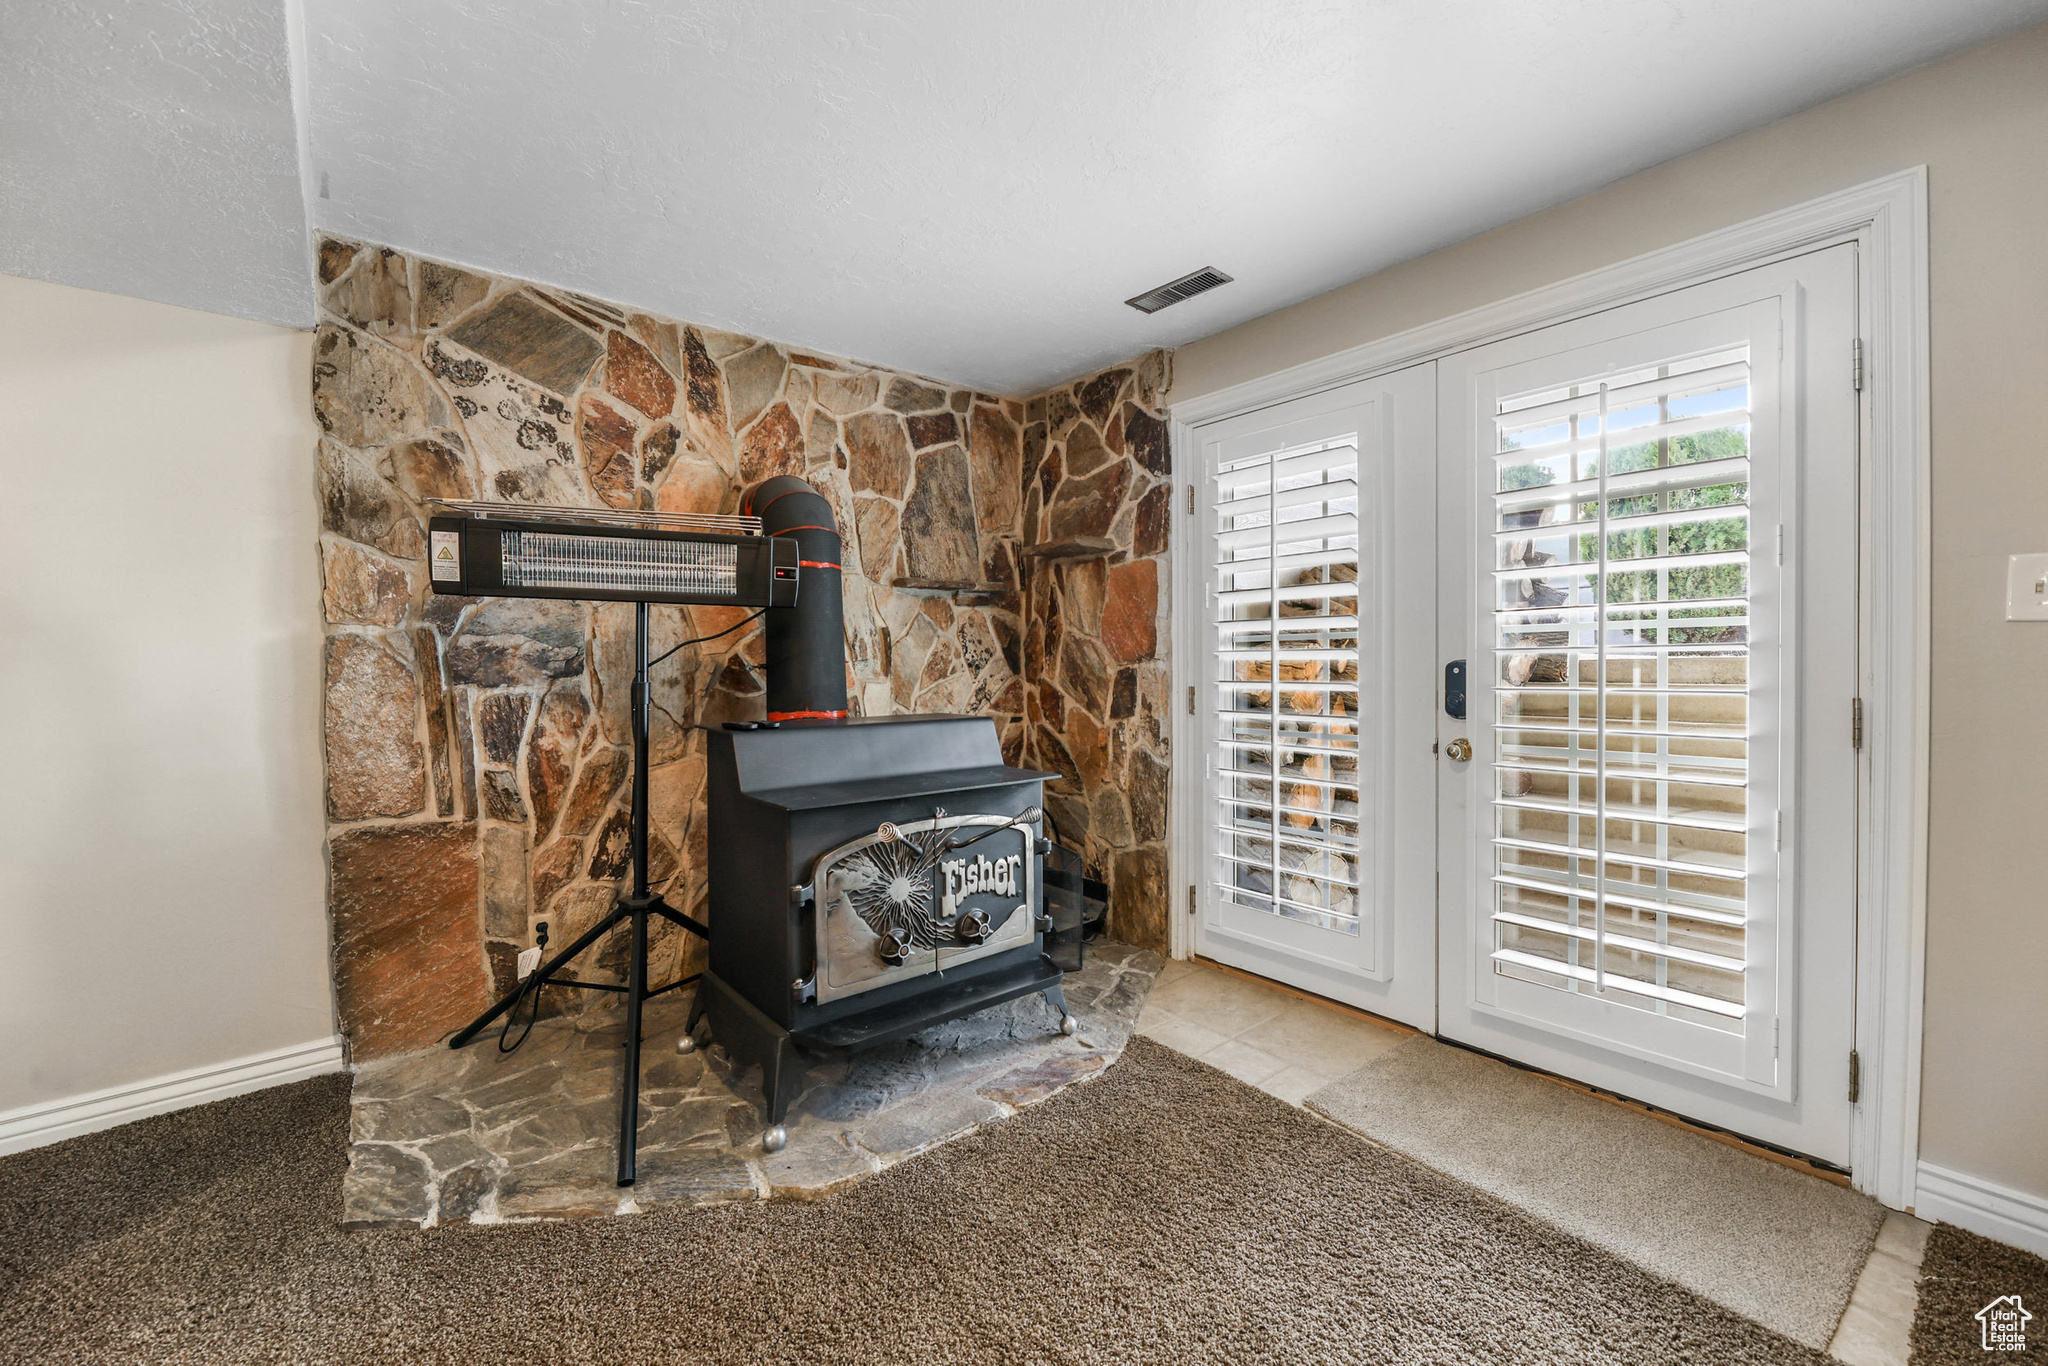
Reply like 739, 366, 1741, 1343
0, 1037, 347, 1158
1915, 1160, 2048, 1259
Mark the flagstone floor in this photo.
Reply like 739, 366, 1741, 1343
342, 941, 1160, 1227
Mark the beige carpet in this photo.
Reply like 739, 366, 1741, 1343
0, 1037, 1830, 1365
1305, 1035, 1883, 1349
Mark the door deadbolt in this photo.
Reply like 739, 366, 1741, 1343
1444, 660, 1467, 719
1443, 737, 1473, 762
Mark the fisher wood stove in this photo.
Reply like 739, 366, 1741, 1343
685, 475, 1073, 1151
690, 715, 1070, 1149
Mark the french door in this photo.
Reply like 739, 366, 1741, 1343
1190, 365, 1437, 1029
1187, 246, 1862, 1164
1436, 246, 1861, 1164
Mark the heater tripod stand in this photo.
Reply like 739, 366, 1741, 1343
448, 601, 706, 1188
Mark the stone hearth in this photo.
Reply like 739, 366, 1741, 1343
342, 943, 1159, 1227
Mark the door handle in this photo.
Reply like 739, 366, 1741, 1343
1444, 660, 1467, 719
1444, 738, 1473, 763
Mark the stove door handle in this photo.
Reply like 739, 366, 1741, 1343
944, 807, 1042, 852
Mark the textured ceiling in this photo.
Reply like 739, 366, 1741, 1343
8, 3, 2044, 390
300, 0, 2047, 393
2, 1, 313, 327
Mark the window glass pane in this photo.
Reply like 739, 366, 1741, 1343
1212, 439, 1367, 939
1488, 351, 1752, 1031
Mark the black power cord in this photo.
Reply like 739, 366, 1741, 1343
649, 608, 764, 670
497, 920, 550, 1053
491, 610, 760, 1056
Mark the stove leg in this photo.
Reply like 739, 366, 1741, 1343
699, 971, 810, 1144
1043, 983, 1078, 1036
763, 1032, 809, 1131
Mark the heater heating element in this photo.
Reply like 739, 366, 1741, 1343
499, 529, 738, 596
426, 499, 798, 607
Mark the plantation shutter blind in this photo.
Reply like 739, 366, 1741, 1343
1488, 347, 1755, 1030
1211, 438, 1366, 936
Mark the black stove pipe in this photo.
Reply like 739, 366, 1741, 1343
743, 475, 847, 721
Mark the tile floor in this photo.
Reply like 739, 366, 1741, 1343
1830, 1209, 1933, 1366
1136, 956, 1930, 1366
1136, 957, 1412, 1105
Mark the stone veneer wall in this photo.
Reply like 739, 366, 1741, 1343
1019, 356, 1173, 952
312, 237, 1036, 1060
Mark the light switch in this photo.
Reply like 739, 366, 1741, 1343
2006, 554, 2048, 620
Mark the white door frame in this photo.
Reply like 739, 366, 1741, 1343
1166, 168, 1929, 1211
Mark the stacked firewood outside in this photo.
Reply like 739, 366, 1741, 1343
1231, 563, 1360, 919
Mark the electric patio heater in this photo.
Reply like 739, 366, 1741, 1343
430, 498, 797, 1186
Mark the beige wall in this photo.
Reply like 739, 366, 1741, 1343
1172, 22, 2048, 1203
0, 274, 334, 1122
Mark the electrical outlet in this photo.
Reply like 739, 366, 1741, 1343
516, 945, 542, 979
2007, 553, 2048, 620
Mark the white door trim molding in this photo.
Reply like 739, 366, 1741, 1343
0, 1036, 347, 1157
1916, 1162, 2048, 1259
1166, 168, 1930, 1209
1844, 170, 1932, 1217
1168, 454, 1193, 962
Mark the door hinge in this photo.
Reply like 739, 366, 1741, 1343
1774, 811, 1783, 851
1187, 684, 1195, 715
1776, 524, 1785, 566
1187, 484, 1195, 515
1188, 884, 1197, 916
1773, 1018, 1781, 1059
1852, 697, 1864, 749
1851, 337, 1864, 392
1848, 1049, 1861, 1103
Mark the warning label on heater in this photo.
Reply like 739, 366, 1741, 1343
430, 530, 462, 582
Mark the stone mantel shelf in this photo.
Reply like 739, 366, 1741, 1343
891, 576, 1010, 601
1019, 537, 1117, 562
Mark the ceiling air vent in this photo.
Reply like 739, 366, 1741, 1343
1125, 266, 1234, 315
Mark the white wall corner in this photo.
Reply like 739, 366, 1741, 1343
0, 1037, 346, 1158
1915, 1162, 2048, 1259
282, 0, 322, 324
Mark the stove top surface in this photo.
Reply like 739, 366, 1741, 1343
747, 762, 1058, 812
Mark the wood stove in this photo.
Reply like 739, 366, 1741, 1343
687, 477, 1073, 1150
691, 716, 1070, 1143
